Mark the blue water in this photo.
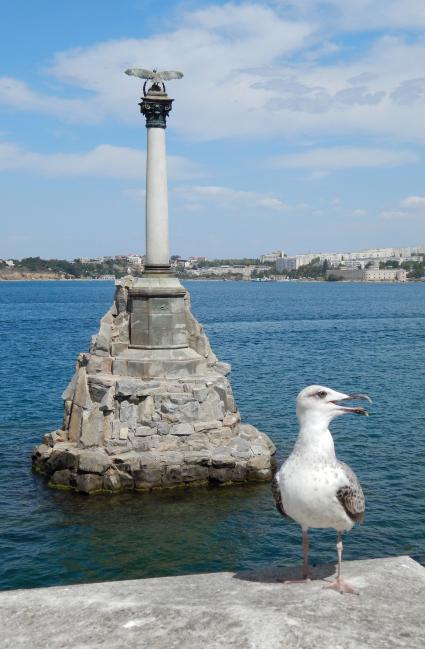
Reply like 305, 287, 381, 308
0, 280, 424, 591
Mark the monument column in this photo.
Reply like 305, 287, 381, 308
31, 68, 276, 494
139, 85, 174, 273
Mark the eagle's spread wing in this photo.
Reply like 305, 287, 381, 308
125, 68, 156, 79
271, 474, 290, 519
158, 70, 184, 80
336, 460, 365, 523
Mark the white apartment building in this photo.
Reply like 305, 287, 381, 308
260, 250, 284, 263
127, 255, 143, 266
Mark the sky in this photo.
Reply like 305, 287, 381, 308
1, 0, 425, 259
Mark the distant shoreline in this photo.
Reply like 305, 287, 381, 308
0, 276, 421, 284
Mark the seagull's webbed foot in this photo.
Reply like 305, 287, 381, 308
323, 577, 359, 595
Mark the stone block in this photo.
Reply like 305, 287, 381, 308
47, 449, 79, 473
32, 444, 53, 463
207, 428, 233, 447
76, 473, 104, 494
193, 420, 222, 433
112, 359, 128, 375
116, 378, 144, 398
139, 452, 161, 467
112, 452, 140, 472
62, 372, 77, 401
119, 426, 129, 440
88, 376, 115, 403
215, 362, 231, 376
171, 423, 194, 436
183, 451, 211, 466
134, 425, 153, 437
247, 455, 271, 472
157, 421, 170, 435
134, 467, 162, 489
231, 463, 247, 483
78, 450, 112, 475
86, 355, 104, 374
115, 285, 128, 314
228, 437, 253, 460
111, 342, 128, 356
80, 409, 105, 447
68, 404, 83, 442
223, 413, 239, 427
63, 400, 73, 430
179, 401, 200, 422
119, 401, 137, 425
138, 395, 155, 421
73, 368, 92, 410
103, 470, 121, 491
99, 387, 115, 413
132, 436, 160, 452
49, 469, 72, 487
211, 449, 236, 468
43, 429, 67, 447
193, 387, 208, 402
209, 467, 234, 482
158, 437, 179, 452
116, 470, 134, 490
185, 433, 211, 451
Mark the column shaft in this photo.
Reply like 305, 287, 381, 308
145, 127, 169, 269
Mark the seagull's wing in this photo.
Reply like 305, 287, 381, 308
336, 461, 365, 523
125, 68, 155, 79
157, 70, 184, 80
271, 474, 291, 519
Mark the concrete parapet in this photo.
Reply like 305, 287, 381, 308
1, 556, 424, 648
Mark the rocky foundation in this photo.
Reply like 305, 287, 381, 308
32, 277, 276, 494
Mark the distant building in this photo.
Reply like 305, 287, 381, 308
260, 250, 284, 263
4, 259, 15, 267
326, 268, 407, 282
364, 268, 407, 282
276, 257, 298, 272
127, 255, 143, 266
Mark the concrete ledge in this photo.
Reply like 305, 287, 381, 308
1, 556, 424, 648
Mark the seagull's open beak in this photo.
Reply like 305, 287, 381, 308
331, 392, 372, 416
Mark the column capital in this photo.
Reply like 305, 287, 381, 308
139, 92, 174, 129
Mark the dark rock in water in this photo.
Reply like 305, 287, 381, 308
32, 276, 275, 494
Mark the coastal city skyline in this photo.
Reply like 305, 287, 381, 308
1, 1, 425, 259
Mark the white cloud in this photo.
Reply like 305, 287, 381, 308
353, 209, 368, 216
270, 147, 419, 170
284, 1, 425, 31
380, 210, 410, 220
401, 195, 425, 208
0, 3, 425, 147
0, 142, 201, 180
175, 185, 289, 212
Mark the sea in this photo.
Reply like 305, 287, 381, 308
0, 279, 424, 591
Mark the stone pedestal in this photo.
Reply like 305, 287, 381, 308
32, 277, 276, 494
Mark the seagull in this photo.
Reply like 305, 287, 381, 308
272, 385, 371, 594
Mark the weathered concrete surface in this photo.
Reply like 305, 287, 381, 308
1, 556, 424, 648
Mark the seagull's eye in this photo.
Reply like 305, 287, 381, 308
317, 391, 327, 399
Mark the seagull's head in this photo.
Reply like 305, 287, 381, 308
296, 384, 372, 426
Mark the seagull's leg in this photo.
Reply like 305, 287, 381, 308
302, 529, 310, 579
283, 529, 311, 583
323, 533, 359, 595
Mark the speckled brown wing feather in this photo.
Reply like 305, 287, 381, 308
336, 461, 365, 524
271, 474, 290, 519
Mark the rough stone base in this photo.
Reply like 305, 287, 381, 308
33, 276, 276, 494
